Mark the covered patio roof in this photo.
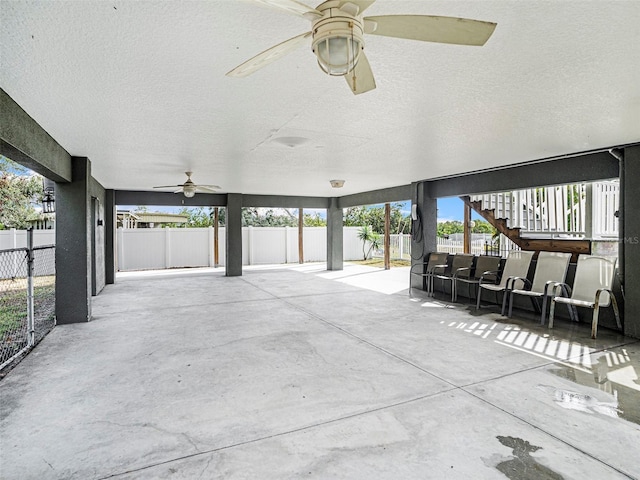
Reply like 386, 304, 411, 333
1, 264, 638, 478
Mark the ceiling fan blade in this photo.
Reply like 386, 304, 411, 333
173, 189, 183, 194
345, 51, 376, 95
196, 186, 220, 193
250, 0, 322, 20
226, 31, 312, 77
153, 185, 182, 189
364, 15, 497, 46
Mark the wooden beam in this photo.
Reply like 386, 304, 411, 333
463, 202, 471, 254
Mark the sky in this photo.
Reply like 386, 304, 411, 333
120, 197, 478, 222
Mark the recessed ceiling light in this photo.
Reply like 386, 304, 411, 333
330, 179, 345, 188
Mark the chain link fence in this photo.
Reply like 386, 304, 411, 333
1, 230, 55, 374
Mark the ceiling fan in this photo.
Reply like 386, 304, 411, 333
153, 172, 221, 198
227, 0, 497, 95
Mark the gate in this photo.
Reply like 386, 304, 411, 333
0, 229, 56, 373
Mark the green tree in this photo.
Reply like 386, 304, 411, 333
472, 220, 496, 234
303, 212, 326, 227
0, 156, 43, 230
437, 220, 464, 237
357, 225, 381, 260
171, 207, 227, 227
344, 203, 410, 234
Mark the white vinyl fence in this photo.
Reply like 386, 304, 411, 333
436, 234, 521, 257
0, 229, 56, 250
0, 229, 56, 280
117, 226, 369, 272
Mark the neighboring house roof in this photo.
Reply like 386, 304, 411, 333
117, 211, 140, 220
134, 212, 188, 224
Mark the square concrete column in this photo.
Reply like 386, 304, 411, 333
622, 145, 640, 338
104, 189, 116, 284
327, 197, 343, 271
55, 157, 92, 323
226, 193, 243, 276
410, 181, 437, 288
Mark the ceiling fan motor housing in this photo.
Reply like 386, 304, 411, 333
312, 7, 364, 76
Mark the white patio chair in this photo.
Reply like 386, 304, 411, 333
548, 255, 621, 339
508, 251, 572, 325
409, 252, 449, 297
476, 250, 534, 316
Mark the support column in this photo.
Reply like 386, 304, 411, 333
410, 181, 437, 288
226, 193, 243, 276
584, 183, 593, 240
622, 145, 640, 338
55, 157, 92, 324
298, 208, 304, 264
384, 203, 390, 270
105, 189, 116, 284
214, 207, 220, 267
327, 197, 343, 270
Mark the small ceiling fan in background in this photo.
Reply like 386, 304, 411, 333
153, 172, 221, 198
227, 0, 497, 94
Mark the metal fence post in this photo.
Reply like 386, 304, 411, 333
26, 228, 35, 347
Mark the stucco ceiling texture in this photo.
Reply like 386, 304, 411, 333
1, 1, 639, 197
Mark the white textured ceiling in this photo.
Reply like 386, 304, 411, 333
1, 0, 639, 197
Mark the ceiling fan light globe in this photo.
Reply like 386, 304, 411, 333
183, 186, 196, 198
315, 36, 361, 76
312, 14, 364, 77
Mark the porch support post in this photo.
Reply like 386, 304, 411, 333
226, 193, 243, 276
327, 197, 343, 271
463, 202, 472, 253
622, 145, 640, 338
411, 182, 437, 288
55, 157, 92, 323
104, 189, 116, 284
384, 203, 390, 270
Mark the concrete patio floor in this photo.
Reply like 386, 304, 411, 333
1, 263, 639, 479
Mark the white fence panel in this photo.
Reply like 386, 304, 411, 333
116, 226, 367, 271
217, 227, 226, 266
0, 229, 55, 250
437, 235, 519, 258
303, 227, 328, 262
169, 228, 210, 268
343, 227, 364, 260
593, 181, 619, 237
245, 227, 287, 265
118, 229, 166, 271
285, 227, 298, 263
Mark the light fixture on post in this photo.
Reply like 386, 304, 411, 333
311, 7, 364, 76
42, 179, 55, 214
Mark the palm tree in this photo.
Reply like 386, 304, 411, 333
357, 226, 381, 260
